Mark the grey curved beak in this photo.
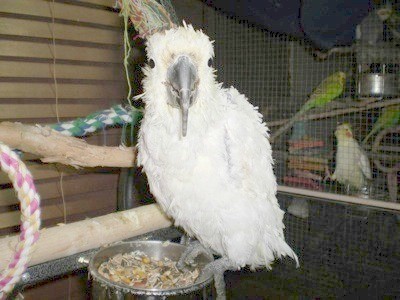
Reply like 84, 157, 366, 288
167, 55, 198, 137
179, 89, 191, 137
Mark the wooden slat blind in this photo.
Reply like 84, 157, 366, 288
0, 40, 123, 63
0, 17, 123, 45
0, 0, 130, 235
0, 163, 62, 185
76, 0, 118, 6
0, 82, 124, 99
0, 61, 124, 80
0, 175, 118, 229
1, 0, 121, 27
0, 103, 111, 119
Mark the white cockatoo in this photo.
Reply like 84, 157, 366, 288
136, 22, 298, 299
330, 123, 372, 193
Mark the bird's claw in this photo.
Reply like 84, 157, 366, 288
199, 258, 235, 300
323, 166, 333, 182
196, 269, 226, 300
178, 242, 231, 299
178, 257, 197, 270
177, 241, 214, 270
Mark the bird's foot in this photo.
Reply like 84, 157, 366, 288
179, 233, 194, 246
323, 166, 332, 182
345, 184, 351, 195
177, 240, 214, 269
198, 257, 235, 300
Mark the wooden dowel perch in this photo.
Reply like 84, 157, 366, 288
267, 99, 400, 140
0, 122, 135, 168
0, 204, 172, 270
372, 125, 400, 173
278, 186, 400, 211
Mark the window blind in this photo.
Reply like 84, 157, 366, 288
0, 0, 131, 234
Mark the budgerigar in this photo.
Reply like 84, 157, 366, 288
356, 5, 391, 45
271, 71, 346, 142
378, 4, 400, 39
363, 105, 400, 144
136, 23, 298, 299
330, 123, 372, 192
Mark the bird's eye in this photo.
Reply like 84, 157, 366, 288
148, 59, 155, 69
208, 58, 213, 67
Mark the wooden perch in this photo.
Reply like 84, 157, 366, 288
268, 98, 400, 136
372, 125, 400, 173
0, 204, 172, 270
0, 122, 135, 168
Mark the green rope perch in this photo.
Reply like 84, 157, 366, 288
50, 105, 143, 137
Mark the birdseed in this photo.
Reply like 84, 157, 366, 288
98, 250, 200, 289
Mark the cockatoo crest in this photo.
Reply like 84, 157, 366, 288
145, 22, 214, 72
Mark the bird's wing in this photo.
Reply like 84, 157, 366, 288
223, 87, 278, 204
358, 147, 372, 180
222, 88, 296, 261
301, 72, 345, 112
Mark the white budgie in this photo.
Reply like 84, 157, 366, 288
136, 23, 298, 299
331, 123, 372, 192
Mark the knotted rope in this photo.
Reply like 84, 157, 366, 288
0, 144, 41, 299
50, 105, 142, 137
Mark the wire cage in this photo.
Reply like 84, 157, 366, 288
168, 0, 400, 298
1, 0, 397, 298
198, 4, 400, 204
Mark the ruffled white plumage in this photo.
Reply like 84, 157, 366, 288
137, 24, 298, 269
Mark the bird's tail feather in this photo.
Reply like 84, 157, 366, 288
277, 239, 299, 268
254, 233, 299, 269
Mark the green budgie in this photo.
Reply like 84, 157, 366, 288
270, 71, 346, 142
363, 105, 400, 144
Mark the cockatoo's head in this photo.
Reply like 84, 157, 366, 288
335, 123, 354, 140
142, 22, 215, 137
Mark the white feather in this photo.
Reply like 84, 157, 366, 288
137, 25, 298, 269
359, 148, 372, 180
333, 124, 372, 189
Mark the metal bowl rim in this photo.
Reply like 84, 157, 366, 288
88, 240, 213, 296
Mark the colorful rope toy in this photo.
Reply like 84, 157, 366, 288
0, 144, 41, 298
50, 105, 142, 137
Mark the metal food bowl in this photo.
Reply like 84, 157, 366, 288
89, 241, 214, 300
357, 63, 399, 98
357, 73, 399, 97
